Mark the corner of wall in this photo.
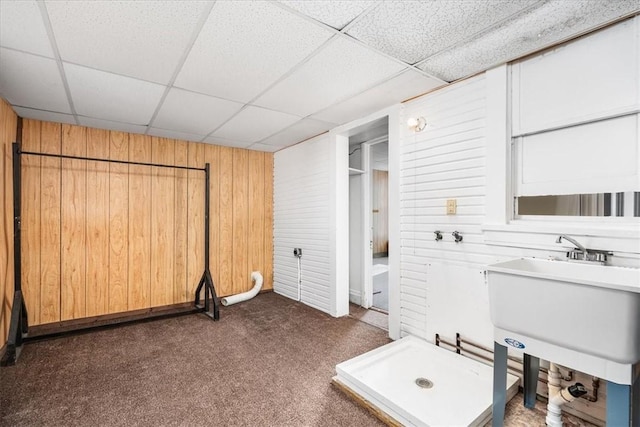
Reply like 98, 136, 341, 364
1, 98, 18, 348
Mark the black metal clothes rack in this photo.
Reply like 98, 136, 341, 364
1, 135, 219, 366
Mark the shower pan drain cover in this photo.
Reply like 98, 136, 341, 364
415, 377, 434, 389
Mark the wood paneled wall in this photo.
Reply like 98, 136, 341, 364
1, 99, 18, 346
20, 119, 273, 326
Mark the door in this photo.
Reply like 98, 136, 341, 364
372, 169, 388, 257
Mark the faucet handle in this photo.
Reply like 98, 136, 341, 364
567, 250, 582, 260
594, 252, 607, 263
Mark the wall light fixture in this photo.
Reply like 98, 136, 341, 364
407, 116, 426, 132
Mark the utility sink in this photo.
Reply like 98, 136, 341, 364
487, 258, 640, 365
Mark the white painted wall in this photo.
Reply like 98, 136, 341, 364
399, 17, 640, 349
401, 74, 499, 343
273, 134, 331, 313
273, 132, 349, 317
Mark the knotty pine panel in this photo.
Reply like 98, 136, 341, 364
150, 137, 175, 308
218, 146, 233, 295
174, 139, 189, 304
85, 128, 110, 317
61, 125, 87, 320
128, 134, 152, 310
232, 149, 249, 295
39, 121, 62, 324
21, 119, 41, 325
0, 100, 17, 345
263, 154, 274, 290
248, 151, 265, 279
108, 131, 129, 313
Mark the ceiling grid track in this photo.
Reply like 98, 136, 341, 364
36, 0, 79, 125
145, 1, 217, 137
412, 0, 547, 73
204, 0, 392, 144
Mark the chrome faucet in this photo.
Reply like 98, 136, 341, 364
555, 235, 611, 264
556, 235, 587, 254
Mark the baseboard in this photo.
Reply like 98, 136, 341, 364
349, 290, 361, 305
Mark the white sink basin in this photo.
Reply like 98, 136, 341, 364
487, 258, 640, 365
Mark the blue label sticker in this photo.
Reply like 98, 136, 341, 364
504, 338, 525, 349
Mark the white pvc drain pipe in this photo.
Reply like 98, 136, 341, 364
221, 271, 263, 306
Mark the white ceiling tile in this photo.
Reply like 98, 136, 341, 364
260, 117, 335, 146
64, 63, 165, 125
248, 143, 283, 153
311, 69, 445, 124
0, 1, 54, 57
0, 48, 71, 113
13, 106, 76, 125
77, 116, 148, 135
310, 96, 370, 126
418, 0, 640, 82
254, 37, 406, 117
175, 1, 333, 103
212, 106, 301, 143
45, 0, 210, 84
203, 136, 253, 149
152, 88, 243, 135
278, 1, 377, 30
147, 127, 205, 143
347, 0, 541, 64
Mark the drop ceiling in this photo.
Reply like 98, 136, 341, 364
0, 0, 638, 152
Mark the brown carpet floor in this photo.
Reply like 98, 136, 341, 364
0, 293, 390, 427
1, 292, 598, 427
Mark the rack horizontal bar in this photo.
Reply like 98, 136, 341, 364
20, 150, 206, 171
22, 304, 211, 344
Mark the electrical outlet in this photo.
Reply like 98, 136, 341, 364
446, 199, 457, 215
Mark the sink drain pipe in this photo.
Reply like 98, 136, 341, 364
221, 271, 263, 306
545, 363, 587, 427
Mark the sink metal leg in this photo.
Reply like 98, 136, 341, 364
635, 374, 640, 427
631, 377, 640, 427
523, 354, 539, 409
607, 380, 632, 426
607, 374, 640, 427
492, 341, 508, 427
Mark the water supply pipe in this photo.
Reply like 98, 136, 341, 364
296, 256, 301, 301
545, 363, 587, 427
220, 271, 263, 306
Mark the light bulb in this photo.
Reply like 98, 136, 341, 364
407, 117, 426, 132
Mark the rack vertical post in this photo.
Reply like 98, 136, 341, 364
194, 162, 220, 320
1, 142, 29, 366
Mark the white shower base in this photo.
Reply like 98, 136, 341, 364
335, 335, 519, 426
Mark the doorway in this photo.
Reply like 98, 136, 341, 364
370, 142, 389, 312
348, 121, 389, 328
336, 105, 400, 339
